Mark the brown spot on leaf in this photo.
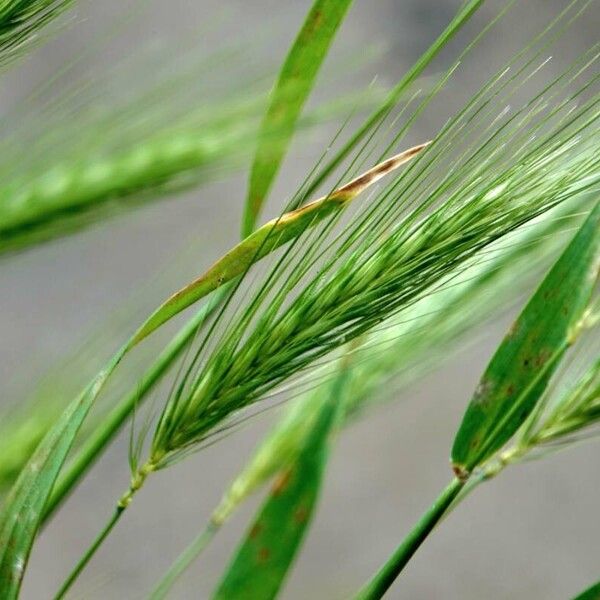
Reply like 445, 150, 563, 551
310, 10, 323, 30
535, 349, 552, 368
272, 469, 293, 496
452, 463, 470, 481
293, 504, 310, 524
257, 547, 270, 563
249, 523, 263, 540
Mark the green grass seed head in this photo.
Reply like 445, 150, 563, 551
141, 67, 600, 476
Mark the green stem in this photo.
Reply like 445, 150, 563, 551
54, 460, 155, 599
354, 477, 465, 600
53, 506, 125, 600
150, 521, 220, 599
44, 288, 228, 523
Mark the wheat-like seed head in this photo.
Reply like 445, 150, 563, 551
142, 48, 600, 472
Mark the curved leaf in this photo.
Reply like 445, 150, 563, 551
0, 353, 124, 598
132, 143, 427, 345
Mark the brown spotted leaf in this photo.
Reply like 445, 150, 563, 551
212, 363, 351, 600
451, 201, 600, 475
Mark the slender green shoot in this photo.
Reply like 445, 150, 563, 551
354, 479, 465, 600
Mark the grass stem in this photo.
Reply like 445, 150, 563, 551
150, 521, 220, 599
354, 477, 465, 600
53, 506, 125, 600
54, 459, 157, 598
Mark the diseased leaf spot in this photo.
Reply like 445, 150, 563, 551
293, 504, 310, 524
535, 349, 552, 368
306, 9, 323, 35
257, 547, 270, 563
452, 463, 470, 481
272, 469, 293, 496
249, 523, 263, 540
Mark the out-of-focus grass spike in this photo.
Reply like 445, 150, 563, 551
209, 360, 349, 600
0, 56, 376, 255
0, 93, 258, 255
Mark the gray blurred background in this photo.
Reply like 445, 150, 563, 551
1, 1, 599, 598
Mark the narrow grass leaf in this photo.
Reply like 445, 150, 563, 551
132, 143, 427, 345
242, 0, 354, 236
212, 365, 348, 600
451, 201, 600, 475
0, 352, 124, 599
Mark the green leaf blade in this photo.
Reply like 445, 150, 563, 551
212, 367, 348, 600
451, 201, 600, 474
0, 354, 123, 599
242, 0, 354, 236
